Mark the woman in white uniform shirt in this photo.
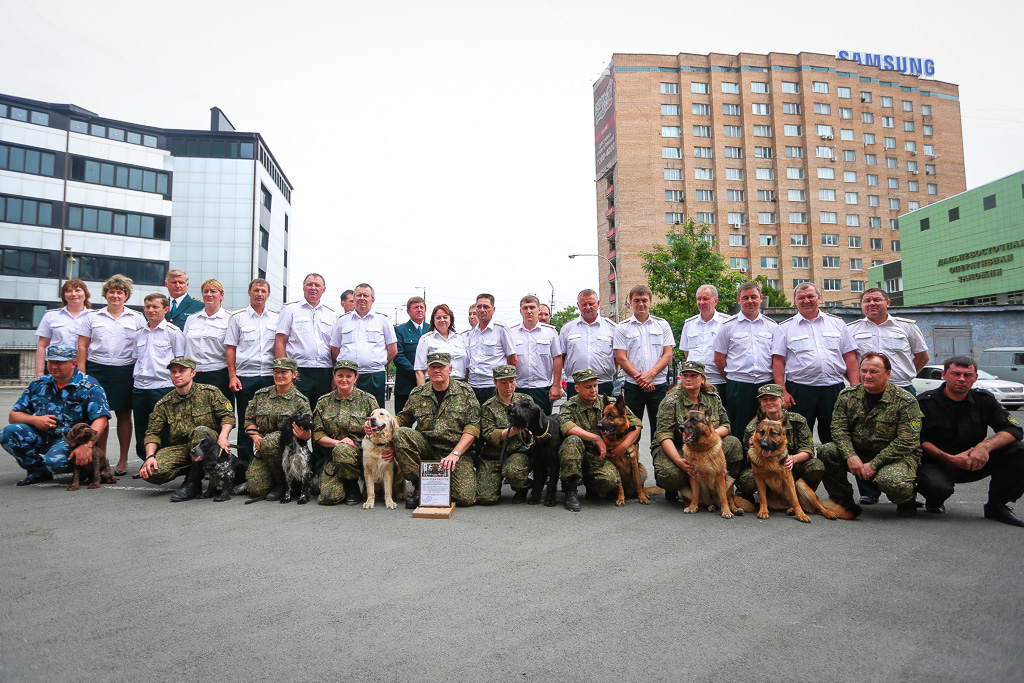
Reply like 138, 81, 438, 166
181, 278, 232, 405
77, 274, 146, 475
414, 303, 468, 385
35, 277, 91, 377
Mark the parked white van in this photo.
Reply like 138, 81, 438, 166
981, 348, 1024, 381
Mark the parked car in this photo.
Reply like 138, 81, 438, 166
912, 365, 1024, 410
980, 348, 1024, 382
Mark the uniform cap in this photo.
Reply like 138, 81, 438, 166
44, 344, 77, 361
679, 360, 706, 377
333, 359, 359, 373
757, 383, 785, 398
572, 368, 598, 384
492, 365, 516, 380
427, 352, 452, 366
273, 358, 299, 371
167, 356, 197, 370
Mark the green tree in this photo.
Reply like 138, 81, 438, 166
549, 305, 579, 332
754, 276, 791, 307
639, 218, 746, 336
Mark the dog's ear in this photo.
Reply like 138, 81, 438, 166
616, 392, 626, 412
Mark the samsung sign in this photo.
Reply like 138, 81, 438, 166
838, 51, 935, 77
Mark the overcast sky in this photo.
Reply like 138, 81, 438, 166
3, 0, 1021, 325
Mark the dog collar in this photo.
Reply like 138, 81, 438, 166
537, 423, 549, 438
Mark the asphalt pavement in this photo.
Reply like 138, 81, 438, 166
1, 387, 1023, 682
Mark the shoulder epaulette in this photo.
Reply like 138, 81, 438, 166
493, 320, 507, 327
891, 315, 917, 324
684, 314, 700, 323
539, 322, 556, 330
45, 307, 62, 313
720, 313, 738, 323
823, 311, 843, 319
839, 385, 858, 395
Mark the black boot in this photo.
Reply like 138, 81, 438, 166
170, 462, 204, 502
405, 480, 420, 509
344, 479, 361, 506
265, 483, 286, 502
563, 476, 582, 512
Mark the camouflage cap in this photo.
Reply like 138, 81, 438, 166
572, 368, 598, 384
757, 383, 785, 398
492, 365, 516, 380
44, 344, 77, 361
273, 357, 299, 371
427, 352, 452, 366
333, 359, 358, 373
679, 360, 706, 376
167, 356, 197, 370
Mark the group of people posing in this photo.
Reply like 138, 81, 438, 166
4, 270, 1023, 526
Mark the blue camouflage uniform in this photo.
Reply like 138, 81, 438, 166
1, 370, 111, 475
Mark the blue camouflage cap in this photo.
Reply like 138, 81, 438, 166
44, 344, 77, 361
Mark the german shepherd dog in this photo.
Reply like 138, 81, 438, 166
192, 437, 238, 502
64, 423, 117, 491
749, 419, 857, 521
503, 399, 561, 506
280, 411, 314, 504
598, 393, 660, 506
678, 409, 746, 519
362, 408, 405, 509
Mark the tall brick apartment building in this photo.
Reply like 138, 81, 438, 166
593, 51, 965, 313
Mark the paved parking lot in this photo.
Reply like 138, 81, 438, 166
2, 387, 1022, 682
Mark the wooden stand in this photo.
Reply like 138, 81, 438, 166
412, 503, 456, 519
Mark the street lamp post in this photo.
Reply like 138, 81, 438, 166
568, 253, 618, 321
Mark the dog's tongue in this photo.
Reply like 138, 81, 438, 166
761, 448, 773, 458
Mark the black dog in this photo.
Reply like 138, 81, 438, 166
280, 411, 314, 504
503, 399, 562, 506
192, 437, 238, 502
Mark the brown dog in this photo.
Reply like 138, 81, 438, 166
748, 418, 856, 521
362, 408, 405, 509
678, 409, 746, 518
64, 423, 117, 491
598, 394, 660, 506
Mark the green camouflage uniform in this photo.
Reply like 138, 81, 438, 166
243, 386, 310, 497
312, 388, 379, 505
477, 392, 534, 504
558, 394, 641, 494
651, 388, 744, 492
819, 382, 922, 504
143, 383, 236, 485
742, 410, 824, 492
395, 380, 481, 506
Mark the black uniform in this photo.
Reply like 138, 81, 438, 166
917, 384, 1024, 507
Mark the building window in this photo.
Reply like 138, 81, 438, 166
924, 144, 935, 156
754, 146, 773, 159
888, 198, 901, 210
757, 189, 776, 202
822, 233, 840, 246
949, 207, 959, 221
0, 247, 60, 278
869, 216, 882, 228
845, 192, 859, 204
921, 104, 931, 115
663, 147, 682, 159
908, 180, 919, 192
662, 126, 681, 138
725, 147, 743, 159
851, 280, 865, 293
904, 120, 915, 132
784, 124, 802, 136
751, 82, 769, 94
882, 116, 895, 128
908, 201, 919, 211
722, 82, 739, 94
661, 104, 680, 115
870, 238, 883, 250
73, 253, 168, 286
783, 102, 802, 115
792, 256, 810, 268
819, 189, 836, 201
786, 167, 805, 180
881, 96, 893, 108
888, 177, 899, 189
841, 130, 854, 141
665, 190, 684, 202
699, 234, 717, 245
694, 147, 712, 158
725, 168, 744, 180
0, 300, 48, 330
866, 174, 878, 186
693, 125, 712, 137
728, 234, 747, 246
259, 227, 270, 250
816, 146, 834, 159
863, 133, 876, 146
695, 189, 714, 201
789, 213, 808, 225
660, 82, 679, 94
814, 103, 832, 115
727, 212, 747, 226
868, 195, 880, 207
785, 146, 804, 158
692, 103, 710, 115
901, 100, 913, 112
884, 137, 896, 149
823, 256, 840, 268
723, 103, 741, 116
694, 167, 713, 180
920, 217, 930, 231
823, 279, 842, 292
886, 157, 898, 169
691, 82, 709, 94
759, 234, 777, 247
70, 157, 170, 196
793, 279, 810, 289
820, 211, 838, 224
0, 143, 58, 177
818, 167, 835, 179
758, 212, 777, 225
840, 108, 853, 119
723, 125, 741, 137
761, 257, 779, 269
923, 125, 933, 136
906, 140, 917, 153
791, 234, 809, 246
726, 189, 745, 201
812, 81, 829, 94
696, 212, 715, 224
892, 240, 901, 251
926, 164, 936, 175
983, 194, 997, 210
0, 195, 55, 227
862, 112, 874, 124
666, 212, 685, 224
752, 103, 770, 115
730, 257, 749, 271
782, 82, 800, 94
67, 205, 169, 240
843, 171, 858, 182
755, 167, 774, 180
754, 125, 772, 137
788, 190, 807, 202
664, 168, 683, 180
847, 214, 861, 227
849, 236, 862, 248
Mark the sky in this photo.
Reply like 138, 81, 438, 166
2, 0, 1021, 325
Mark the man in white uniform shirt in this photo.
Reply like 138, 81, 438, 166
509, 295, 563, 414
275, 273, 335, 410
771, 282, 859, 446
132, 293, 185, 468
847, 286, 930, 504
560, 288, 617, 397
467, 293, 517, 405
614, 284, 675, 443
330, 282, 397, 410
226, 278, 278, 466
680, 284, 730, 399
713, 282, 779, 439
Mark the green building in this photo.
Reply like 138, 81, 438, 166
868, 170, 1024, 306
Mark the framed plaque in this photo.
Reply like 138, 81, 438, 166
418, 462, 451, 508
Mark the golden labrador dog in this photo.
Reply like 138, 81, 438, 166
362, 408, 405, 509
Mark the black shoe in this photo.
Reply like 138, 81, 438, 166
984, 502, 1024, 527
343, 479, 361, 506
563, 484, 581, 512
925, 501, 945, 514
132, 472, 143, 479
169, 479, 202, 502
232, 481, 248, 496
914, 496, 925, 508
510, 489, 529, 504
16, 471, 53, 486
896, 501, 918, 518
405, 482, 420, 509
265, 484, 286, 502
665, 489, 679, 503
114, 469, 128, 477
859, 495, 880, 505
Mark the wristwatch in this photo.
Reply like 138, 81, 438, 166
450, 450, 461, 458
